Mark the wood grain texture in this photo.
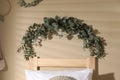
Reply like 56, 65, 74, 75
29, 57, 98, 80
1, 0, 120, 80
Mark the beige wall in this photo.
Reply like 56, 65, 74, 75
0, 0, 15, 80
0, 0, 120, 80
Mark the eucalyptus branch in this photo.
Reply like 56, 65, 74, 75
17, 0, 43, 8
17, 16, 107, 60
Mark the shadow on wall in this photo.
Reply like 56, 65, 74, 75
98, 73, 115, 80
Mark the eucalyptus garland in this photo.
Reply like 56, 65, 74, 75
17, 16, 106, 60
17, 0, 43, 7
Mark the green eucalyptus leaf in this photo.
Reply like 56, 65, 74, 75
17, 16, 106, 60
18, 0, 43, 8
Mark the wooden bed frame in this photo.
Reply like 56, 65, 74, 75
29, 57, 98, 80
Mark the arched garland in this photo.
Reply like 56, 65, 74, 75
17, 0, 43, 8
17, 16, 106, 60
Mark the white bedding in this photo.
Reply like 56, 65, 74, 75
25, 69, 93, 80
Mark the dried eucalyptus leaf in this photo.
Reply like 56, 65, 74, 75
67, 35, 73, 40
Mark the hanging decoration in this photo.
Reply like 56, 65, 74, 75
17, 16, 107, 60
17, 0, 43, 8
0, 0, 11, 22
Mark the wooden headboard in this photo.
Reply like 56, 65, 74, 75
29, 57, 98, 80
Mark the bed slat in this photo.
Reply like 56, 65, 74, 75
29, 57, 98, 80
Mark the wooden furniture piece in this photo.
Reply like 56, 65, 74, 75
29, 57, 98, 80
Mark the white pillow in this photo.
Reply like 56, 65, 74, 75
25, 69, 93, 80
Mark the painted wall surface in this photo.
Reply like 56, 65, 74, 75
0, 0, 120, 80
0, 0, 15, 80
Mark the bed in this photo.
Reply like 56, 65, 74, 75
26, 57, 98, 80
